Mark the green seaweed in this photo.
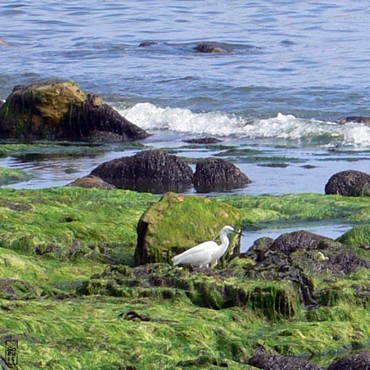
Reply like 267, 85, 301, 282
0, 167, 33, 185
0, 188, 368, 368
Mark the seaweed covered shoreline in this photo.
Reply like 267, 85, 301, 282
0, 186, 369, 368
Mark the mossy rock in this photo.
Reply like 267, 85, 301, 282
0, 81, 149, 142
337, 225, 370, 248
0, 167, 33, 185
78, 263, 300, 319
135, 192, 241, 265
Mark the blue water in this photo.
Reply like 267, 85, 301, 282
0, 1, 369, 222
1, 1, 369, 117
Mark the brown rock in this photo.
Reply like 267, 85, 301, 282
325, 170, 370, 197
66, 175, 116, 190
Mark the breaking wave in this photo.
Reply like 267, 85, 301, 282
119, 103, 370, 147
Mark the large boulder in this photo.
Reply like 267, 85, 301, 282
193, 157, 251, 193
0, 81, 149, 142
91, 150, 194, 193
135, 192, 241, 265
325, 170, 370, 197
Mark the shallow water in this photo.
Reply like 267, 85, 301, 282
0, 1, 369, 239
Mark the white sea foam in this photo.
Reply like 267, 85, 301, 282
119, 103, 370, 147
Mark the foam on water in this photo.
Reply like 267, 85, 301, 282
119, 103, 370, 147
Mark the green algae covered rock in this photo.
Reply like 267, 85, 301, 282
78, 263, 300, 319
0, 81, 149, 142
337, 225, 370, 248
0, 167, 32, 185
135, 192, 241, 265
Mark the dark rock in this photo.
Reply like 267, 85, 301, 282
244, 237, 275, 262
328, 350, 370, 370
193, 157, 251, 193
183, 137, 222, 144
248, 348, 321, 370
66, 175, 117, 190
335, 116, 370, 125
91, 150, 194, 193
0, 81, 149, 142
139, 41, 158, 47
329, 252, 370, 275
325, 170, 370, 197
194, 43, 227, 53
271, 230, 334, 256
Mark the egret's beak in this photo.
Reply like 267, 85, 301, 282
233, 229, 244, 236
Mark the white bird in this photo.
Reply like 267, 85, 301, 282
171, 225, 243, 268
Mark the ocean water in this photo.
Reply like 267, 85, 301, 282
0, 1, 369, 239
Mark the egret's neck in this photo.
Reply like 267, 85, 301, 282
219, 230, 231, 255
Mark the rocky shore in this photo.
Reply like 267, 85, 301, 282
0, 185, 368, 368
0, 82, 369, 368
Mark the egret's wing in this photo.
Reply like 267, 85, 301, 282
172, 241, 216, 266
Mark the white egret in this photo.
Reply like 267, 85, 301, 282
171, 225, 243, 268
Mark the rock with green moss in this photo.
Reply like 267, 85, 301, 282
337, 225, 370, 248
0, 81, 149, 142
135, 192, 241, 265
0, 167, 32, 185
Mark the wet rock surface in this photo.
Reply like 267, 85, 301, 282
91, 150, 194, 193
193, 157, 251, 192
194, 43, 228, 53
248, 348, 322, 370
328, 350, 370, 370
183, 137, 222, 144
66, 175, 116, 190
335, 116, 370, 125
0, 82, 149, 142
325, 170, 370, 197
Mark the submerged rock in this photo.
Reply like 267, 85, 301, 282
194, 43, 228, 53
193, 157, 251, 193
183, 137, 222, 144
325, 170, 370, 197
135, 192, 241, 265
335, 116, 370, 125
91, 150, 194, 193
0, 81, 149, 142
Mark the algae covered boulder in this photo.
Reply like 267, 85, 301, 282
337, 225, 370, 248
91, 150, 194, 193
135, 192, 241, 265
0, 81, 149, 142
325, 170, 370, 197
